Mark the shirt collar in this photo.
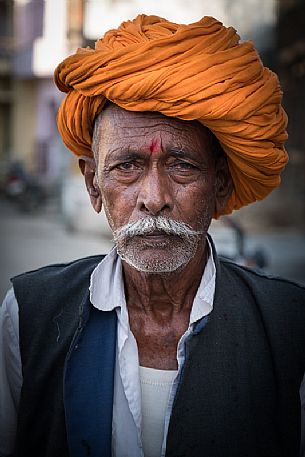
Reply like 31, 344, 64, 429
90, 246, 126, 312
90, 238, 216, 325
189, 237, 216, 325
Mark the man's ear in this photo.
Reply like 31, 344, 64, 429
214, 155, 233, 215
78, 156, 102, 213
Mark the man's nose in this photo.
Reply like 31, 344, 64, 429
136, 169, 173, 215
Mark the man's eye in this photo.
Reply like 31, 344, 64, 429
116, 162, 138, 171
172, 162, 197, 171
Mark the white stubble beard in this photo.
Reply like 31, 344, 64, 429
112, 214, 211, 274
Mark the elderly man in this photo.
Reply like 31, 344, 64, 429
1, 14, 305, 457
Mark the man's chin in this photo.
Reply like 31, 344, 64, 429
116, 238, 198, 274
121, 255, 188, 274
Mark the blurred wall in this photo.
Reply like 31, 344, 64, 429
278, 0, 305, 228
234, 0, 305, 230
0, 0, 13, 164
11, 79, 36, 167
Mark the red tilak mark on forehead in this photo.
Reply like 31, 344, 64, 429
149, 138, 161, 153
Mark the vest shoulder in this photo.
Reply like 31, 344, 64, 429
11, 254, 105, 309
12, 254, 105, 283
219, 256, 305, 297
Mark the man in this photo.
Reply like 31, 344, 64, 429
1, 14, 305, 457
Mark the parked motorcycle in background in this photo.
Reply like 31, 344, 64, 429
3, 161, 46, 213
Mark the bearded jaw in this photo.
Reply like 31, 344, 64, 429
116, 232, 200, 274
102, 202, 210, 272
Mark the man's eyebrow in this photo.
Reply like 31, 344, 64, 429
168, 147, 197, 160
104, 149, 145, 165
104, 146, 198, 164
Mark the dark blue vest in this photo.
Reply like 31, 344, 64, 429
64, 294, 116, 457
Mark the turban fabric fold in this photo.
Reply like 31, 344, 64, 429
54, 14, 288, 216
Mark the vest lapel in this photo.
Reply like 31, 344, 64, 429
64, 293, 117, 457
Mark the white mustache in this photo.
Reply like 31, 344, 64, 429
113, 216, 203, 242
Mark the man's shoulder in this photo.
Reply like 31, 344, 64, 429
218, 256, 305, 300
11, 255, 106, 309
12, 254, 105, 284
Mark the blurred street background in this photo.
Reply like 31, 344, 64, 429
0, 0, 304, 299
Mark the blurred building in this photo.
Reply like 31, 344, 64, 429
234, 0, 305, 230
1, 0, 304, 228
10, 0, 84, 186
0, 0, 14, 167
277, 0, 305, 228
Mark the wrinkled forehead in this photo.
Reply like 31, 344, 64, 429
92, 103, 214, 161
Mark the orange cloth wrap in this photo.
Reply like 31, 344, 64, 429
54, 14, 288, 216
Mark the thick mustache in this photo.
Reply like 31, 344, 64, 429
113, 216, 203, 242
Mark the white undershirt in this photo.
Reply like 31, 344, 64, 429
139, 366, 178, 457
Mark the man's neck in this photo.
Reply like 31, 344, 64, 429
121, 239, 209, 369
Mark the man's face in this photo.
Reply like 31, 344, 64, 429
92, 105, 225, 273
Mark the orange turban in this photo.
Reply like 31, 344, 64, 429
54, 14, 288, 216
